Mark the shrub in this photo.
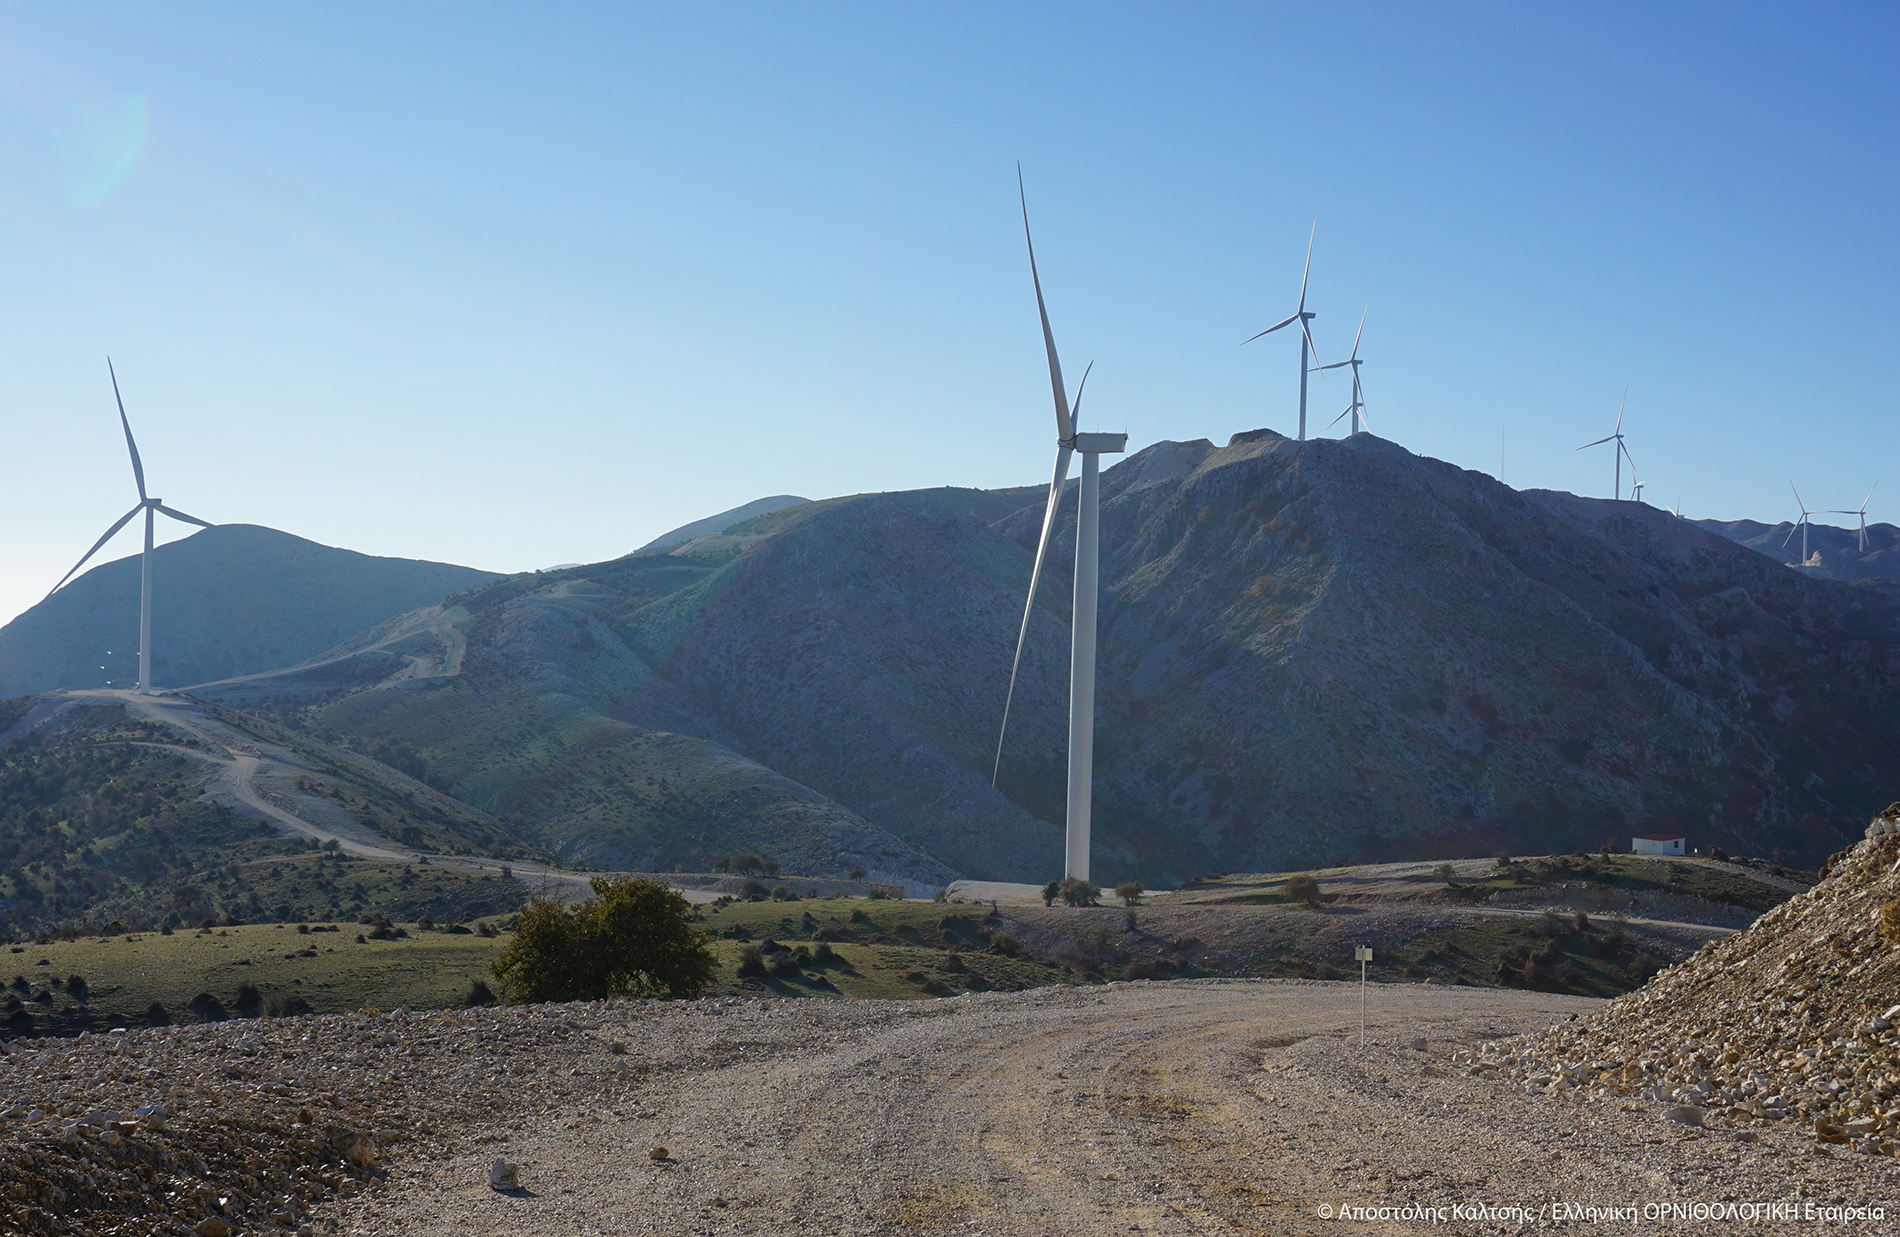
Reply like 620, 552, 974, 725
1115, 882, 1144, 907
769, 953, 802, 976
989, 931, 1020, 957
145, 1000, 170, 1024
1283, 875, 1322, 906
188, 992, 226, 1020
812, 942, 838, 967
942, 952, 967, 973
1041, 881, 1060, 908
846, 867, 867, 880
1540, 909, 1564, 937
867, 889, 892, 900
464, 979, 496, 1006
770, 886, 795, 902
263, 992, 312, 1018
1493, 852, 1512, 869
234, 982, 262, 1008
1879, 899, 1900, 946
1059, 878, 1100, 908
63, 974, 85, 993
1573, 910, 1591, 934
735, 947, 767, 978
490, 877, 718, 1002
1435, 863, 1457, 884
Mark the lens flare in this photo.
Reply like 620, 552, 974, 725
53, 92, 148, 207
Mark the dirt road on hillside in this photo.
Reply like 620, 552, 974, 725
328, 981, 1899, 1237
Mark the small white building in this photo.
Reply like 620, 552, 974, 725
1631, 834, 1686, 856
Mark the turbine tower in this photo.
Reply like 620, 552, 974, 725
1577, 389, 1636, 500
1831, 483, 1878, 553
43, 360, 216, 694
1244, 222, 1324, 441
992, 169, 1127, 885
1784, 482, 1820, 566
1318, 301, 1369, 435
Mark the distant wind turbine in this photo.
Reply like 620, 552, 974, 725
43, 360, 216, 694
1577, 389, 1636, 500
992, 168, 1128, 886
1318, 301, 1369, 436
1784, 482, 1820, 566
1244, 222, 1325, 441
1631, 480, 1646, 504
1831, 483, 1878, 553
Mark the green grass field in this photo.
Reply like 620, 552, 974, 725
2, 922, 507, 1035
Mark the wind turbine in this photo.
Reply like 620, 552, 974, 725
1831, 483, 1878, 553
1631, 479, 1646, 504
43, 360, 216, 694
1318, 301, 1369, 436
992, 169, 1127, 885
1576, 389, 1636, 500
1244, 222, 1325, 441
1784, 482, 1820, 566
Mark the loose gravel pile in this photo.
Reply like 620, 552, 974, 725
1461, 805, 1900, 1158
0, 995, 910, 1236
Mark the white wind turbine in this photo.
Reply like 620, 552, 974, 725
43, 361, 216, 695
1244, 222, 1325, 441
1831, 483, 1878, 553
1577, 389, 1636, 500
991, 169, 1128, 885
1318, 300, 1369, 436
1784, 481, 1820, 566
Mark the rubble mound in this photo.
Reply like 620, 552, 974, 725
1459, 805, 1900, 1158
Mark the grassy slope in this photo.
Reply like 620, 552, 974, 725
0, 699, 539, 937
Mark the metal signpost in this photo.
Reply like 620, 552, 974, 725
1354, 946, 1373, 1046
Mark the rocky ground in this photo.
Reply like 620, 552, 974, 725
5, 977, 1900, 1236
1495, 807, 1900, 1167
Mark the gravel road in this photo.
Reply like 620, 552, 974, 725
321, 981, 1895, 1236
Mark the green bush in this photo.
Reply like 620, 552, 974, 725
1283, 875, 1322, 906
1114, 882, 1143, 907
490, 877, 717, 1002
1041, 881, 1060, 908
1059, 878, 1100, 907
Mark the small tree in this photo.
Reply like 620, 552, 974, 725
1283, 874, 1322, 906
1114, 882, 1144, 907
1059, 878, 1100, 907
490, 877, 717, 1002
1434, 863, 1457, 885
1041, 880, 1061, 908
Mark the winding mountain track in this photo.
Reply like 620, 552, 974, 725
60, 688, 597, 894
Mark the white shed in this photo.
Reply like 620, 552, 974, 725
1631, 834, 1686, 856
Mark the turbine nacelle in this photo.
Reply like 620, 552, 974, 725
1072, 432, 1128, 454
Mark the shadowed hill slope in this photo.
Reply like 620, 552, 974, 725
199, 434, 1900, 885
1694, 515, 1900, 584
0, 525, 502, 698
631, 495, 810, 555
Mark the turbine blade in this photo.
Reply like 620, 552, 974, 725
1242, 313, 1300, 345
1019, 166, 1073, 441
993, 445, 1075, 785
1296, 219, 1315, 312
1301, 317, 1326, 379
1790, 480, 1805, 513
44, 503, 144, 601
1069, 360, 1093, 425
1328, 405, 1353, 428
1614, 388, 1626, 434
1315, 359, 1352, 371
157, 504, 214, 529
108, 358, 148, 501
1863, 482, 1878, 512
1577, 436, 1615, 450
1350, 300, 1367, 360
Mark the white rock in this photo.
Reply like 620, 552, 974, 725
488, 1158, 519, 1190
1662, 1105, 1707, 1128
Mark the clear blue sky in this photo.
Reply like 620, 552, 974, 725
3, 2, 1896, 628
